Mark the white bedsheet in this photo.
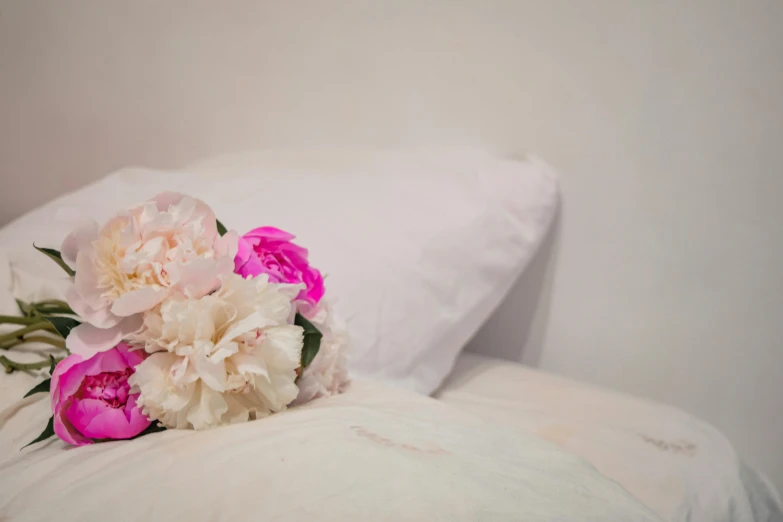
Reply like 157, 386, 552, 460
0, 259, 666, 521
436, 353, 783, 522
0, 383, 664, 522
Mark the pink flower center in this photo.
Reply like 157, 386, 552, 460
261, 252, 299, 282
78, 368, 134, 409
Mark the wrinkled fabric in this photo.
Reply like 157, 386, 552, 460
0, 381, 661, 522
436, 353, 783, 522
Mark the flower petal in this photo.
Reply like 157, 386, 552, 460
125, 394, 153, 433
185, 384, 229, 429
219, 312, 268, 344
190, 351, 227, 392
65, 316, 143, 358
234, 237, 253, 273
243, 226, 296, 242
60, 220, 98, 269
73, 398, 150, 440
65, 398, 112, 438
258, 325, 304, 371
66, 286, 122, 329
210, 341, 239, 363
74, 251, 108, 311
54, 399, 92, 446
116, 342, 148, 368
230, 352, 270, 380
166, 258, 221, 299
215, 229, 239, 260
111, 287, 168, 317
50, 354, 84, 412
301, 266, 325, 304
151, 192, 185, 212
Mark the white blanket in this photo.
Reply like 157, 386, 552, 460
437, 353, 783, 522
1, 384, 663, 521
0, 260, 665, 521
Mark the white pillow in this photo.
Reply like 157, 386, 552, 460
0, 148, 559, 393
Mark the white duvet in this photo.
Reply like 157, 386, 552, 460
1, 382, 663, 522
437, 353, 783, 522
0, 261, 666, 520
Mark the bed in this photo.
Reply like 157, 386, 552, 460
437, 353, 783, 522
0, 149, 779, 521
0, 375, 663, 522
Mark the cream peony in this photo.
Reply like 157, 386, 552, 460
291, 300, 350, 406
128, 273, 303, 430
62, 192, 238, 357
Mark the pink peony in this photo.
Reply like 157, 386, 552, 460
61, 192, 238, 358
51, 343, 151, 445
234, 227, 324, 309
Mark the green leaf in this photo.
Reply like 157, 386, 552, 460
23, 377, 51, 398
33, 245, 75, 276
45, 316, 80, 339
15, 298, 31, 317
22, 416, 55, 449
133, 422, 167, 439
216, 219, 228, 237
49, 354, 57, 375
295, 313, 322, 369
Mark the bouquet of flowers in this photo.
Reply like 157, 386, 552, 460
4, 192, 348, 447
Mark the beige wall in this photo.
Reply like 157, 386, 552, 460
1, 0, 782, 488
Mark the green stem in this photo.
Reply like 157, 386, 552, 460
34, 302, 76, 316
0, 315, 39, 326
0, 355, 59, 374
0, 323, 55, 344
34, 299, 70, 308
0, 338, 19, 350
20, 335, 66, 350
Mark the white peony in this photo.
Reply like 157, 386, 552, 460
128, 273, 303, 430
61, 192, 238, 357
291, 300, 350, 406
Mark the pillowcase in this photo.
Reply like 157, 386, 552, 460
0, 148, 559, 393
